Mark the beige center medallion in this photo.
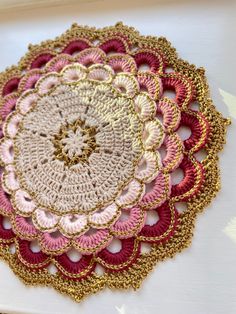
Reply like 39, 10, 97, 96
14, 80, 143, 215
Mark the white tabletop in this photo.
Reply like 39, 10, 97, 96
0, 1, 235, 313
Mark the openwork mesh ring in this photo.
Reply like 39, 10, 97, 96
0, 22, 230, 302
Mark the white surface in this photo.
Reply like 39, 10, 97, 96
0, 0, 91, 11
0, 1, 236, 313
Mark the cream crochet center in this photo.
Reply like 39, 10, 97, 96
14, 80, 143, 215
58, 125, 91, 160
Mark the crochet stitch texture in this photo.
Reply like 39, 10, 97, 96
0, 22, 229, 302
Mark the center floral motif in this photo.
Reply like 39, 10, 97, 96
61, 127, 88, 157
0, 23, 229, 303
53, 119, 99, 166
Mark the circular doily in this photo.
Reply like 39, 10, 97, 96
0, 23, 229, 302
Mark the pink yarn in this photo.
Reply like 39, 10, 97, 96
139, 172, 171, 210
162, 134, 184, 172
158, 98, 181, 132
2, 78, 20, 97
99, 38, 126, 54
0, 186, 14, 215
40, 232, 70, 254
138, 73, 162, 99
13, 216, 38, 238
74, 229, 112, 255
0, 95, 18, 120
46, 55, 72, 72
21, 72, 42, 91
30, 53, 54, 69
111, 207, 146, 239
108, 55, 137, 73
62, 40, 90, 55
76, 48, 105, 66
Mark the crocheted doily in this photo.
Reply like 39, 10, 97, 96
0, 23, 229, 302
